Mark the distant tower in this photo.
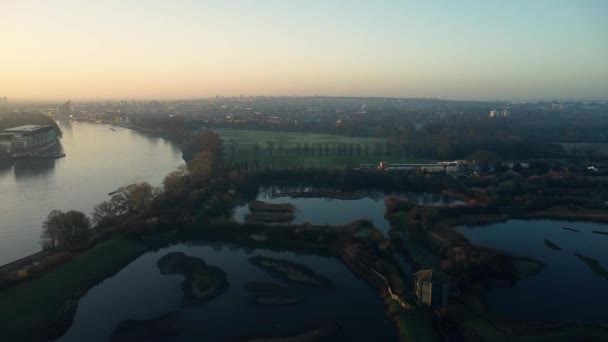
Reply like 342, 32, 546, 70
490, 110, 498, 118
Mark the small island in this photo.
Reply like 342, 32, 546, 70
543, 239, 562, 251
245, 201, 295, 223
249, 256, 332, 288
574, 253, 608, 281
157, 252, 228, 304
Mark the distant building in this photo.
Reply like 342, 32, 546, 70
490, 109, 509, 118
378, 161, 462, 173
1, 125, 57, 152
414, 269, 449, 308
57, 100, 73, 117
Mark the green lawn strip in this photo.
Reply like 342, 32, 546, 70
226, 153, 417, 167
216, 129, 422, 167
216, 129, 382, 147
0, 237, 147, 341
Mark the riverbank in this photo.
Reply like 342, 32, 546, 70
0, 120, 184, 265
0, 237, 149, 341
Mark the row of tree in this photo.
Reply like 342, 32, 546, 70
227, 140, 393, 158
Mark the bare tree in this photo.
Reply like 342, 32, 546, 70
41, 210, 91, 250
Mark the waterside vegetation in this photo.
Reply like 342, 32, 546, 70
1, 127, 608, 341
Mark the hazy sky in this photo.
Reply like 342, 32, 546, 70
1, 0, 607, 101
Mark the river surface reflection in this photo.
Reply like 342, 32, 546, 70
0, 121, 183, 265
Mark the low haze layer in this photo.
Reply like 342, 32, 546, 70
1, 0, 607, 100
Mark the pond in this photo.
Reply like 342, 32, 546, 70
60, 242, 397, 341
456, 219, 608, 324
234, 186, 462, 234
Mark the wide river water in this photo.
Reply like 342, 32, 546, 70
0, 121, 184, 265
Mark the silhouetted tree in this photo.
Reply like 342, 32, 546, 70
41, 210, 91, 250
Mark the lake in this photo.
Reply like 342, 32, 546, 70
0, 121, 184, 265
456, 219, 608, 324
235, 186, 461, 234
60, 242, 396, 341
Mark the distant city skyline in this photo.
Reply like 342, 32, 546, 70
1, 0, 607, 101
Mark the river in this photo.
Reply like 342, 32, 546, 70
0, 121, 184, 265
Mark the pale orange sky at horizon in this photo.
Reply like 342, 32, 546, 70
1, 0, 607, 101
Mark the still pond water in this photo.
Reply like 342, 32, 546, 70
456, 219, 608, 324
0, 121, 184, 265
60, 243, 396, 341
234, 186, 461, 234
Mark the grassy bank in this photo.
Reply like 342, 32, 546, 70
0, 237, 147, 341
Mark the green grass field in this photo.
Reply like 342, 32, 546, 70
0, 237, 147, 341
215, 129, 418, 167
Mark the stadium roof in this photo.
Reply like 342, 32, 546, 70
3, 125, 52, 133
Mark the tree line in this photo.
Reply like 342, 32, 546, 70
40, 130, 223, 251
227, 140, 394, 158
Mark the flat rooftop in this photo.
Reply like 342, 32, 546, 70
3, 125, 52, 133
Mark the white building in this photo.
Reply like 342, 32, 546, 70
2, 125, 57, 151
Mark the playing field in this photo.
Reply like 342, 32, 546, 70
216, 129, 382, 146
215, 129, 417, 167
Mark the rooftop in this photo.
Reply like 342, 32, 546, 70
3, 125, 52, 133
415, 269, 449, 283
